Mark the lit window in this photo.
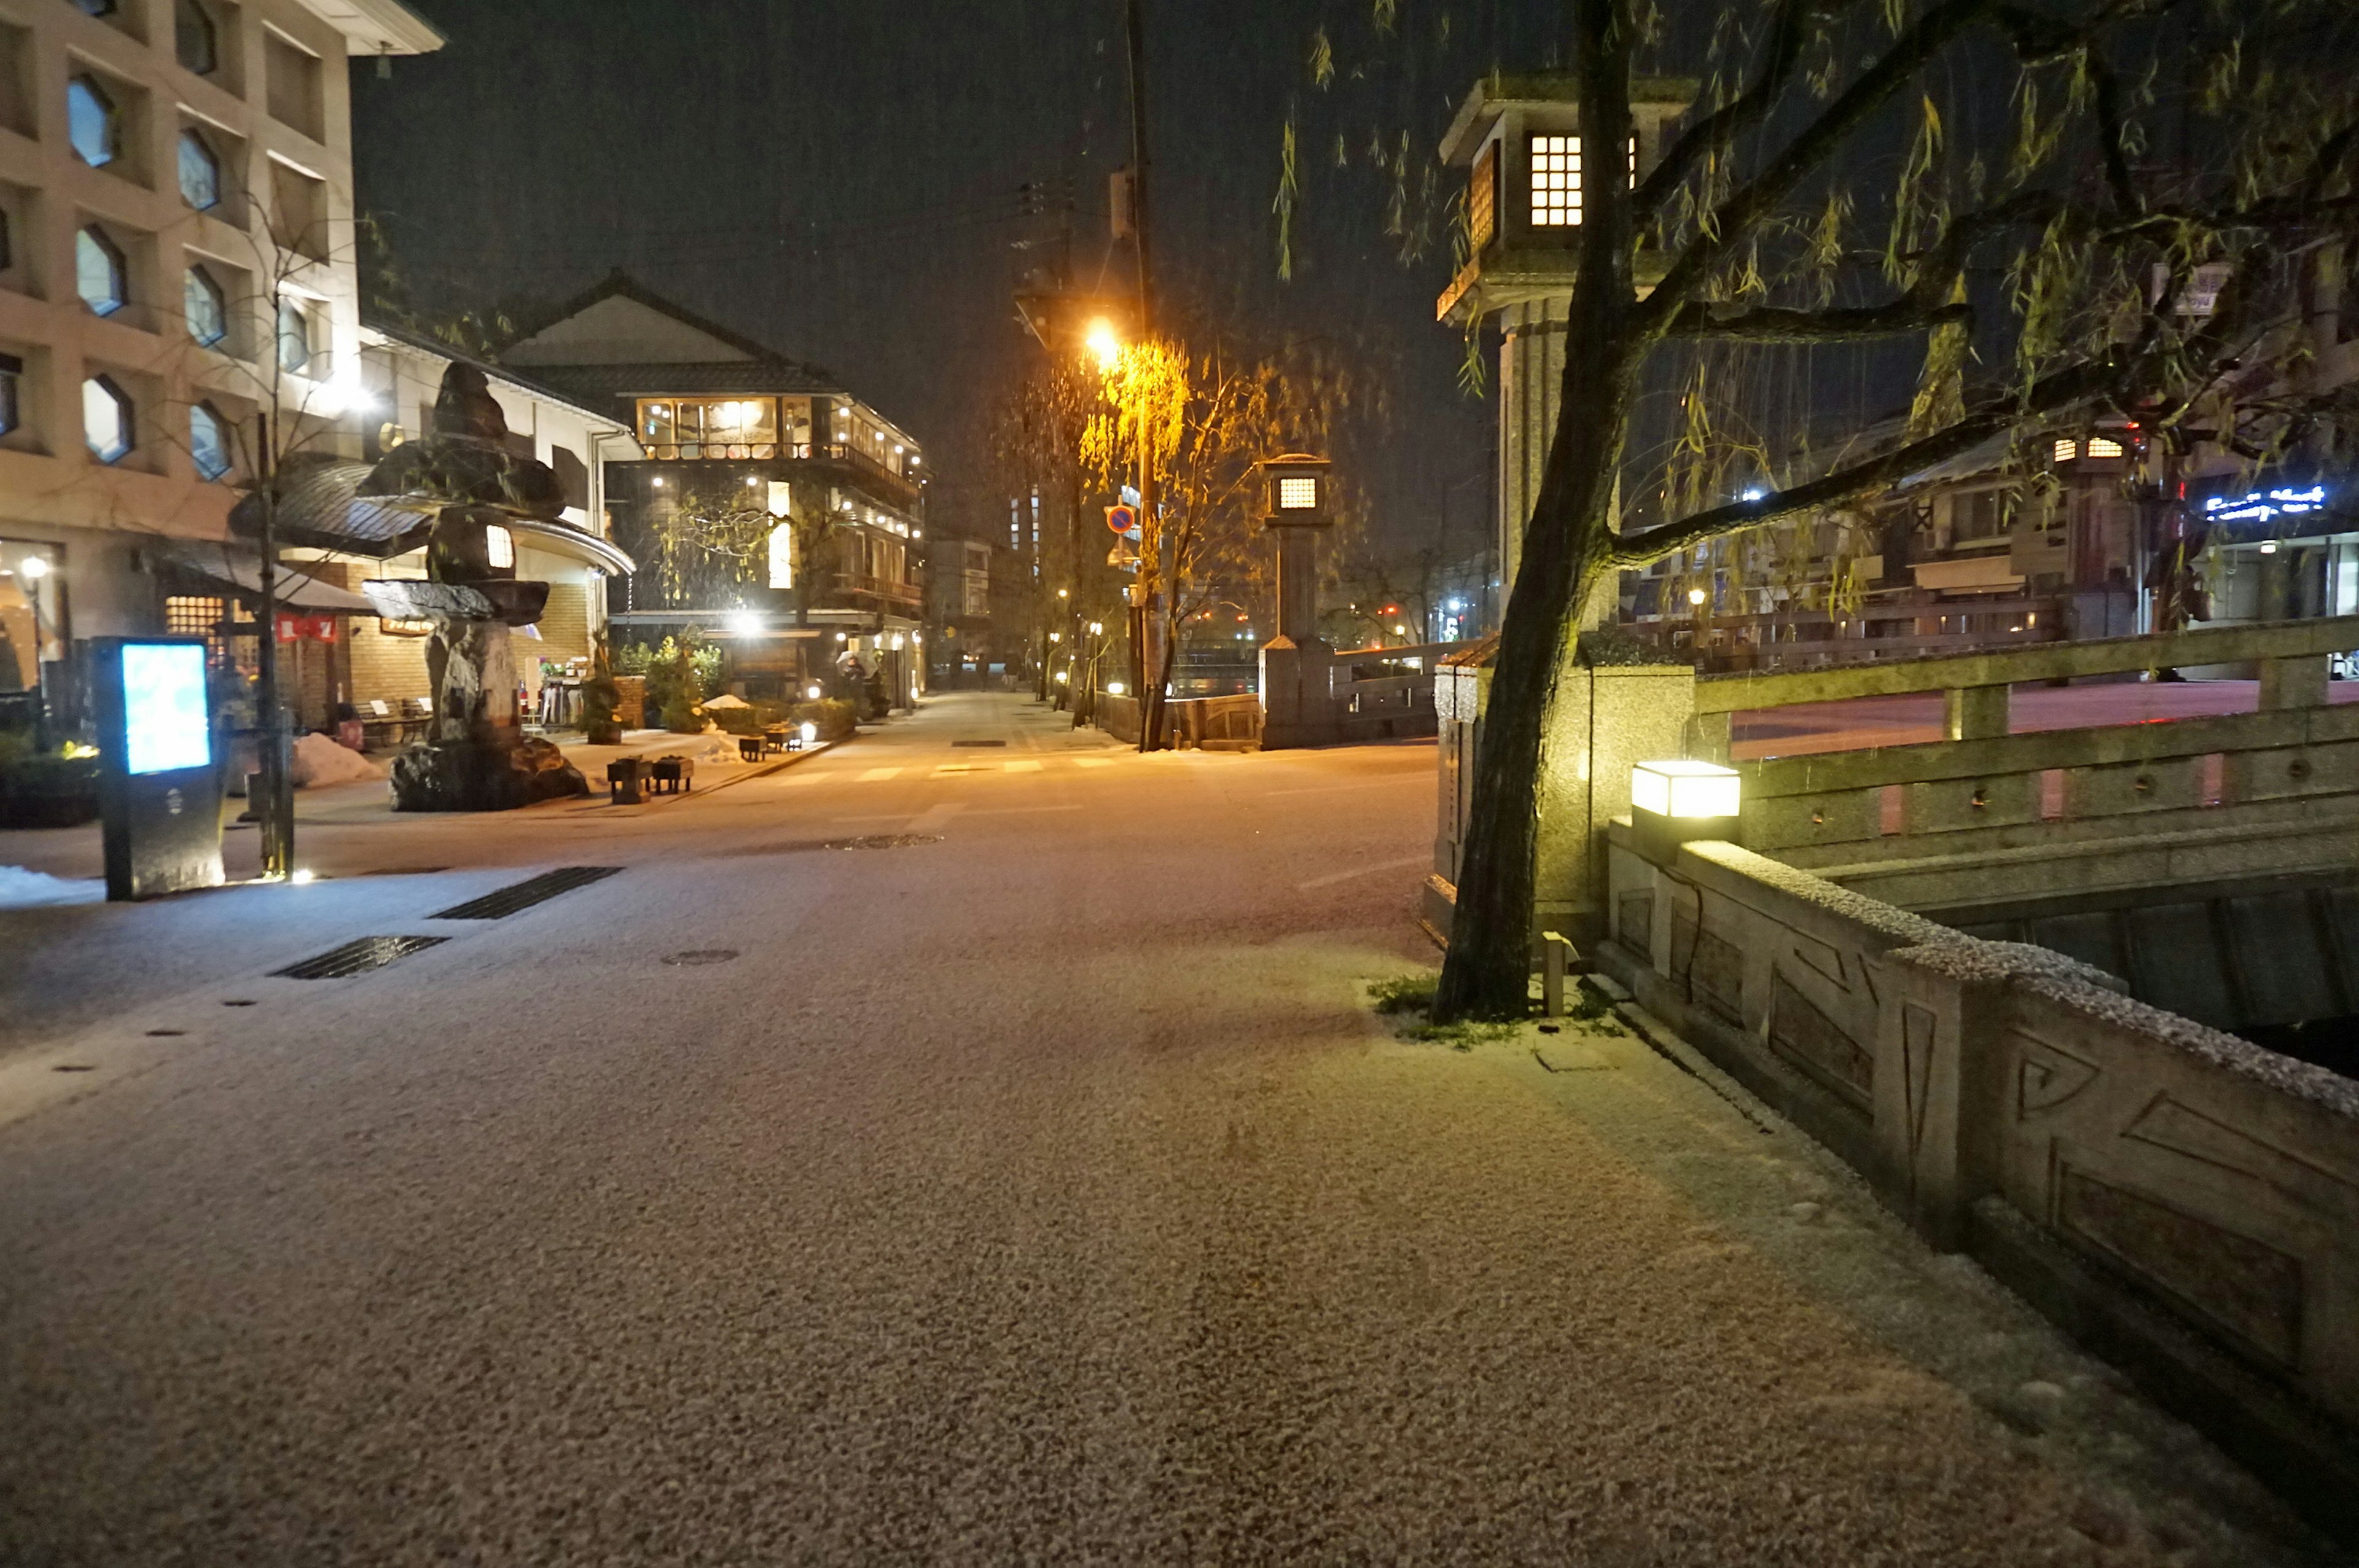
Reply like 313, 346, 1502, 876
66, 76, 118, 168
0, 353, 20, 437
176, 0, 219, 75
76, 227, 126, 316
2086, 437, 2126, 459
767, 524, 794, 590
1277, 475, 1319, 510
184, 265, 226, 346
178, 130, 221, 210
2052, 438, 2078, 463
83, 374, 133, 462
484, 524, 514, 569
275, 297, 310, 372
1530, 133, 1582, 225
189, 400, 230, 479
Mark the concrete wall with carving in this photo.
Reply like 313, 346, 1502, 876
1598, 830, 2359, 1527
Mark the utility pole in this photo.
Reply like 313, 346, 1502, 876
1124, 0, 1167, 752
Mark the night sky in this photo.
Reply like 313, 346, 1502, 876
351, 1, 1573, 558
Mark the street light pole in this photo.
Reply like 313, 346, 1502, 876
1123, 0, 1168, 752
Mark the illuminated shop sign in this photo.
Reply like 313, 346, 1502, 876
2203, 485, 2328, 525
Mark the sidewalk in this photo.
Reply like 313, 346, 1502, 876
0, 727, 808, 885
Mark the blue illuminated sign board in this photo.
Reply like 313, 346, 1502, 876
120, 641, 212, 775
2203, 485, 2330, 526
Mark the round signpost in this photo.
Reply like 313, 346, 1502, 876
1105, 504, 1137, 534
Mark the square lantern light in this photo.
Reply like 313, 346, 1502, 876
1256, 453, 1332, 527
1629, 759, 1741, 857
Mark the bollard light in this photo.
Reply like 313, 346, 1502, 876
1632, 760, 1740, 818
1107, 681, 1127, 696
798, 720, 818, 747
1629, 760, 1740, 857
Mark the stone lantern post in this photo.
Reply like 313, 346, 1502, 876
1255, 453, 1339, 749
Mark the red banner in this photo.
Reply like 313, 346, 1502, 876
274, 612, 338, 644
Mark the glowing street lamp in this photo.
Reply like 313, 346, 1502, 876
1084, 317, 1122, 372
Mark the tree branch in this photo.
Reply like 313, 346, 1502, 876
1608, 359, 2117, 567
1632, 0, 1833, 222
1639, 0, 2005, 334
1661, 298, 1973, 340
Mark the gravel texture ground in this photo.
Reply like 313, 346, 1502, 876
0, 693, 2336, 1564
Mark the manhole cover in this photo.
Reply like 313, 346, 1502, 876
52, 1064, 95, 1074
951, 739, 1007, 747
144, 1029, 185, 1038
663, 949, 740, 966
821, 834, 942, 851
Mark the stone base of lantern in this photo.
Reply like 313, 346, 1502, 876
389, 737, 589, 813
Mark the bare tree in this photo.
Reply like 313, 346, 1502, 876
1289, 0, 2359, 1018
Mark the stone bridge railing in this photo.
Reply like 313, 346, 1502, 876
1694, 615, 2359, 913
1425, 616, 2359, 945
1600, 830, 2359, 1540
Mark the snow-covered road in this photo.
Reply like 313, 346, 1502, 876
0, 694, 2331, 1562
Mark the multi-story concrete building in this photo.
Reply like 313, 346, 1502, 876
0, 0, 440, 727
491, 271, 929, 708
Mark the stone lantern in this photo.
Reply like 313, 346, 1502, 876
1436, 73, 1696, 593
1254, 453, 1338, 749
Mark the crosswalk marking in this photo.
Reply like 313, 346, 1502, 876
858, 767, 902, 782
934, 764, 975, 775
1004, 760, 1043, 773
1073, 757, 1115, 768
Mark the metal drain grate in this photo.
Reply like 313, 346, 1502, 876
663, 949, 739, 966
431, 866, 622, 921
950, 739, 1007, 747
821, 834, 942, 851
273, 935, 447, 980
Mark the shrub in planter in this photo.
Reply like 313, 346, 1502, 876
789, 699, 858, 741
0, 744, 101, 829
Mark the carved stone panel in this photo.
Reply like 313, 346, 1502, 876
2057, 1164, 2304, 1368
1618, 890, 1654, 954
1768, 969, 1873, 1112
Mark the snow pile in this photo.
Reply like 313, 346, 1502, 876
0, 866, 104, 908
654, 733, 747, 766
291, 732, 387, 789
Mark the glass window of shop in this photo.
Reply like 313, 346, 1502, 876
0, 544, 61, 691
635, 397, 780, 459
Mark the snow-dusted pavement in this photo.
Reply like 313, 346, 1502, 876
0, 694, 2333, 1563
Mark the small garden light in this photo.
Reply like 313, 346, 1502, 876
1629, 760, 1742, 857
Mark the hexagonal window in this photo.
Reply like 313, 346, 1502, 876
275, 297, 310, 373
76, 227, 126, 317
175, 0, 218, 75
178, 129, 220, 210
83, 374, 133, 463
184, 264, 225, 346
66, 76, 118, 169
190, 400, 230, 479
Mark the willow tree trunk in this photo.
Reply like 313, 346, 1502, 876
1433, 0, 1637, 1022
